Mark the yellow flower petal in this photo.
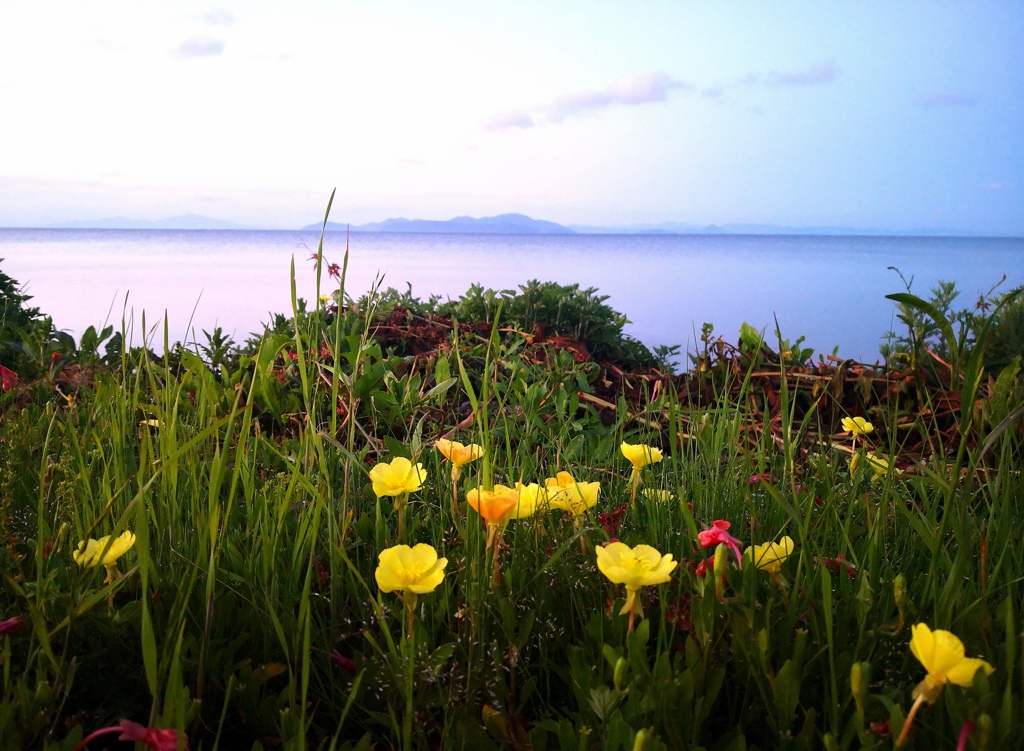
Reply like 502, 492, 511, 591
841, 416, 874, 437
620, 442, 663, 471
375, 543, 447, 595
596, 542, 678, 590
73, 531, 136, 568
369, 457, 426, 498
545, 472, 600, 516
466, 484, 520, 524
909, 623, 994, 695
743, 536, 794, 574
435, 439, 483, 467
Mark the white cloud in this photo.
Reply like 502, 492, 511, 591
484, 71, 685, 131
174, 37, 225, 59
919, 90, 976, 107
544, 71, 685, 122
768, 63, 837, 86
203, 10, 234, 26
482, 110, 535, 131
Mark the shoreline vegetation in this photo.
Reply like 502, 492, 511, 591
1, 228, 1023, 749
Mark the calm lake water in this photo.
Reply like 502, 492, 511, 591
2, 228, 1022, 364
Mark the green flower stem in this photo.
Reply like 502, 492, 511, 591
402, 593, 418, 751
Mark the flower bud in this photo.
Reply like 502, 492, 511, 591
850, 662, 870, 716
894, 574, 907, 631
613, 657, 630, 695
713, 543, 728, 600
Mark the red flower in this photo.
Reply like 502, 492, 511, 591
1, 364, 18, 392
697, 520, 743, 564
0, 615, 25, 634
327, 263, 342, 279
598, 504, 628, 538
815, 555, 857, 579
75, 719, 188, 751
693, 556, 714, 577
330, 651, 357, 676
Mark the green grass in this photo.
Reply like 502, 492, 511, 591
0, 248, 1022, 750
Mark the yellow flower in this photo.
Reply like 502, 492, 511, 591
596, 542, 678, 621
374, 543, 447, 595
369, 457, 426, 498
511, 482, 545, 519
466, 484, 521, 526
73, 531, 136, 583
841, 416, 874, 437
851, 451, 897, 480
641, 488, 674, 503
620, 442, 663, 472
73, 531, 136, 569
743, 536, 794, 574
545, 471, 601, 516
909, 623, 995, 703
897, 623, 996, 745
435, 439, 483, 481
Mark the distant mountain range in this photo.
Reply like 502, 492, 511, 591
37, 213, 1006, 237
305, 213, 574, 234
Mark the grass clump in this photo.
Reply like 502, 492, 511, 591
0, 232, 1022, 750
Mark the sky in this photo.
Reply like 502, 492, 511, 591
1, 1, 1022, 234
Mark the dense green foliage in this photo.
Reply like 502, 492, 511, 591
1, 252, 1022, 750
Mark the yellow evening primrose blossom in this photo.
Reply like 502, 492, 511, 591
466, 484, 521, 526
743, 536, 794, 574
374, 543, 448, 596
511, 482, 545, 519
368, 457, 426, 498
909, 623, 995, 703
435, 439, 483, 482
641, 489, 674, 503
851, 451, 898, 481
620, 442, 663, 475
73, 531, 136, 583
545, 471, 601, 516
896, 623, 995, 745
841, 416, 874, 437
596, 542, 678, 629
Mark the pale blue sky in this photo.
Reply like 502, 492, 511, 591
1, 1, 1020, 234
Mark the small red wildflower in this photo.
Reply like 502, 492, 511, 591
749, 473, 772, 484
694, 556, 714, 577
598, 504, 628, 538
330, 651, 357, 677
327, 262, 342, 279
869, 720, 890, 736
815, 555, 857, 579
0, 364, 17, 392
0, 615, 25, 634
75, 719, 187, 751
286, 352, 298, 362
697, 520, 743, 564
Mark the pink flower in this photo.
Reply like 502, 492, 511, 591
330, 651, 357, 676
697, 520, 743, 564
0, 615, 25, 634
748, 473, 772, 484
75, 719, 187, 751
